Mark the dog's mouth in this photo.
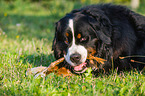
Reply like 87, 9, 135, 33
73, 61, 89, 74
64, 53, 106, 74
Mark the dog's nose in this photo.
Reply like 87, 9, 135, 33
70, 53, 81, 63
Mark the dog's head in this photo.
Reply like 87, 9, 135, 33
52, 8, 113, 73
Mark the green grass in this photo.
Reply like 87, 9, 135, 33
0, 0, 145, 95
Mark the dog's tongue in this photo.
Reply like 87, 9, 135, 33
74, 62, 87, 71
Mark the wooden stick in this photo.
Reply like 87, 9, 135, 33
87, 55, 106, 64
46, 57, 65, 71
33, 55, 106, 78
34, 57, 64, 78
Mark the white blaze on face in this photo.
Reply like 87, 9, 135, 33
64, 19, 88, 66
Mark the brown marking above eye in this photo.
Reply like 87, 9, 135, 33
65, 32, 69, 37
77, 33, 81, 39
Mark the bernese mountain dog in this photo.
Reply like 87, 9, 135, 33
52, 4, 145, 75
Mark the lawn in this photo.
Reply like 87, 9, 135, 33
0, 0, 145, 95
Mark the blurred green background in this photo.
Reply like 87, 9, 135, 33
0, 0, 145, 42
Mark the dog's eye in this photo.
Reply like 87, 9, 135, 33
80, 36, 89, 43
65, 39, 69, 44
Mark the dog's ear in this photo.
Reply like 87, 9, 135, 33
52, 21, 60, 51
85, 8, 112, 44
129, 11, 145, 39
52, 22, 64, 59
52, 22, 59, 59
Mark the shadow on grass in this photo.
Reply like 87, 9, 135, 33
20, 53, 56, 67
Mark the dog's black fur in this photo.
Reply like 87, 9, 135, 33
52, 4, 145, 74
